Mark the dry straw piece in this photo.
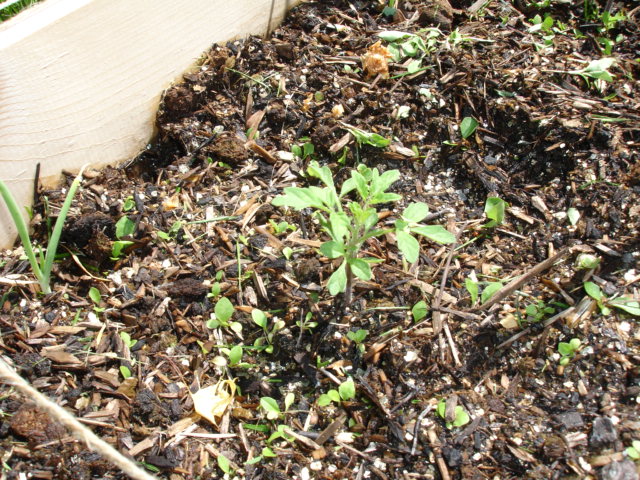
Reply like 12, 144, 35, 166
0, 357, 158, 480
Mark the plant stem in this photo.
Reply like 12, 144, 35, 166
344, 262, 354, 307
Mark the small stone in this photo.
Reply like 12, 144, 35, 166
590, 416, 618, 448
554, 411, 584, 430
599, 460, 639, 480
442, 446, 463, 468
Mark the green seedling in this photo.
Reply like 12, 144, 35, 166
317, 378, 356, 406
207, 270, 224, 299
111, 215, 136, 260
291, 138, 316, 161
282, 246, 294, 260
567, 207, 580, 226
272, 161, 455, 304
522, 300, 555, 324
122, 196, 136, 212
346, 329, 368, 353
436, 398, 470, 429
156, 220, 183, 241
296, 312, 318, 334
221, 344, 244, 366
484, 197, 508, 228
119, 331, 137, 349
377, 29, 442, 77
88, 287, 106, 313
0, 168, 85, 294
412, 300, 428, 322
558, 338, 582, 366
626, 440, 640, 460
344, 125, 390, 149
460, 117, 478, 140
217, 454, 233, 475
268, 219, 296, 235
207, 297, 243, 333
575, 253, 600, 270
119, 366, 132, 379
252, 309, 285, 354
584, 281, 640, 317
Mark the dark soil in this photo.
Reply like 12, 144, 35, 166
1, 1, 639, 479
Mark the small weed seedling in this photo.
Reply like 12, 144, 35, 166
88, 287, 106, 313
0, 168, 85, 294
268, 219, 296, 236
317, 378, 356, 406
291, 138, 316, 161
272, 161, 455, 304
252, 309, 285, 354
119, 331, 137, 350
460, 117, 478, 140
558, 338, 582, 366
484, 196, 508, 228
346, 329, 368, 353
436, 398, 470, 429
412, 300, 428, 322
522, 300, 555, 324
207, 297, 243, 334
112, 215, 136, 260
207, 270, 225, 299
626, 440, 640, 461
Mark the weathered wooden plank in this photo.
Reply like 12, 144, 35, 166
0, 0, 298, 247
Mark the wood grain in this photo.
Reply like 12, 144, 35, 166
0, 0, 298, 247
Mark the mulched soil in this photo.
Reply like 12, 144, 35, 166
1, 1, 639, 479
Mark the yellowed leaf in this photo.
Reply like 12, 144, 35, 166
191, 379, 236, 426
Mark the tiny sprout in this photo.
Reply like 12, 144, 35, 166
558, 338, 582, 366
575, 253, 600, 270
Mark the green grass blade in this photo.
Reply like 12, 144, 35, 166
40, 166, 86, 291
0, 180, 45, 289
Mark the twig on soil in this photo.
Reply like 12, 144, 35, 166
473, 246, 573, 312
0, 357, 158, 480
411, 405, 433, 456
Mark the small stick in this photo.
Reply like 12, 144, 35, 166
474, 247, 572, 312
0, 357, 157, 480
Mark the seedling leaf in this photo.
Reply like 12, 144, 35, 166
339, 379, 356, 401
460, 117, 478, 139
412, 300, 428, 322
215, 297, 234, 324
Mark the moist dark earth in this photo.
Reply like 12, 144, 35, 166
1, 0, 639, 479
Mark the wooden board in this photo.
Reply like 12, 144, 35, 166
0, 0, 298, 247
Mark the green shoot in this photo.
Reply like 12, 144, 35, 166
558, 338, 582, 366
436, 399, 470, 429
272, 161, 455, 304
0, 167, 85, 294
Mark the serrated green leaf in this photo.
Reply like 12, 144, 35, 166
412, 300, 428, 322
374, 169, 400, 195
307, 161, 334, 189
410, 225, 456, 244
215, 297, 234, 323
460, 117, 478, 139
320, 240, 345, 259
370, 192, 402, 204
403, 202, 430, 223
348, 257, 372, 281
328, 261, 348, 295
351, 170, 369, 200
329, 211, 350, 242
396, 231, 420, 263
339, 379, 356, 401
339, 178, 357, 197
272, 187, 324, 210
